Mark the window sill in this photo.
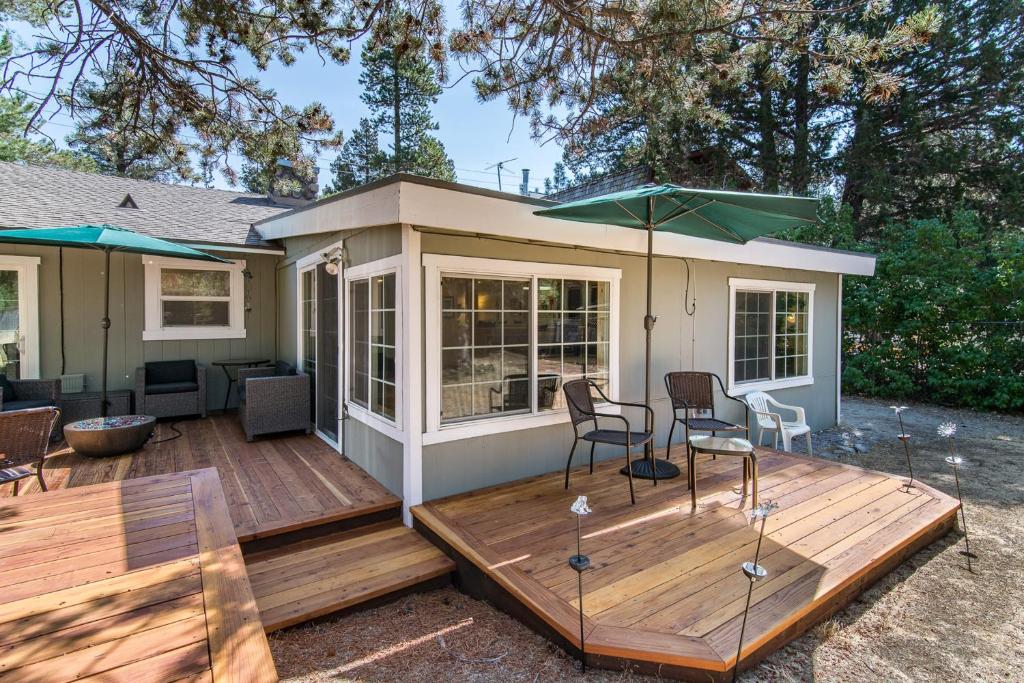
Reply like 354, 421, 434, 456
143, 327, 246, 341
422, 404, 622, 445
728, 376, 814, 395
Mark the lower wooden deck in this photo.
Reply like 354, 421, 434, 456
413, 446, 960, 681
8, 415, 401, 543
0, 469, 276, 682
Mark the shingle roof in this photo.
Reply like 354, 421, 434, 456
0, 161, 290, 247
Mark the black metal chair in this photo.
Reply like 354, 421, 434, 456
562, 378, 654, 505
664, 371, 749, 461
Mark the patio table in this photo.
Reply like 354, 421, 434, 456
688, 435, 758, 509
213, 358, 270, 411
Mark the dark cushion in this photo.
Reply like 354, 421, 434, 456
0, 374, 14, 402
145, 381, 199, 396
1, 399, 53, 411
145, 360, 196, 385
274, 361, 297, 377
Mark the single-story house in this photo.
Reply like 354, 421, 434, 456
0, 162, 875, 521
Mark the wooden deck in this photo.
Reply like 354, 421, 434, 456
9, 414, 401, 544
413, 446, 960, 681
246, 520, 455, 633
0, 469, 276, 682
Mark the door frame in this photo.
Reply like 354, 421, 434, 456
0, 255, 41, 379
295, 249, 343, 452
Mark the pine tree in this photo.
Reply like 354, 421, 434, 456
325, 118, 389, 193
358, 17, 455, 181
66, 70, 193, 182
0, 94, 96, 172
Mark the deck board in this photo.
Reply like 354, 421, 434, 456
413, 446, 960, 681
5, 414, 401, 543
0, 469, 277, 683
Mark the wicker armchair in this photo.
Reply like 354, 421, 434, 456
0, 406, 60, 494
135, 361, 207, 419
237, 362, 311, 441
0, 377, 61, 413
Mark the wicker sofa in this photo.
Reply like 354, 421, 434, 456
237, 361, 310, 441
135, 360, 207, 419
0, 376, 61, 413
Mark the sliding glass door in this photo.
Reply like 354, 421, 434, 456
299, 263, 341, 446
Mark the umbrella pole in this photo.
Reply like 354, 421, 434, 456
644, 220, 657, 485
101, 248, 111, 417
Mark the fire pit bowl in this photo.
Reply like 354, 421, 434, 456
63, 415, 156, 457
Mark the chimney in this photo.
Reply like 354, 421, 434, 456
520, 168, 530, 196
268, 158, 319, 207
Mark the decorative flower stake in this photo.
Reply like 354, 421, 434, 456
733, 500, 778, 682
939, 423, 977, 572
891, 406, 915, 491
569, 496, 592, 672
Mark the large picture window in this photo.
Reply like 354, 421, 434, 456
425, 255, 620, 440
143, 256, 246, 340
349, 271, 397, 422
729, 278, 814, 392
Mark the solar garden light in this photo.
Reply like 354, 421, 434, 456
569, 495, 592, 673
733, 500, 778, 683
939, 422, 977, 572
891, 406, 915, 491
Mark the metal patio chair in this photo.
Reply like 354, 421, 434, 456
664, 371, 749, 461
0, 406, 61, 495
563, 378, 654, 505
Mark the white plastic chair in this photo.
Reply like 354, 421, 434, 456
743, 391, 813, 455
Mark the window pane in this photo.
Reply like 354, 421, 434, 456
474, 278, 502, 310
442, 311, 470, 347
474, 311, 501, 346
162, 300, 229, 327
441, 275, 531, 423
564, 280, 585, 310
588, 281, 609, 311
537, 278, 561, 310
537, 313, 561, 344
349, 280, 369, 408
537, 279, 613, 411
161, 269, 230, 297
365, 273, 397, 419
504, 280, 530, 310
733, 290, 771, 383
772, 289, 811, 380
442, 277, 471, 309
442, 385, 473, 420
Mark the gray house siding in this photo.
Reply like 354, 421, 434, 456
417, 231, 839, 501
276, 225, 404, 495
0, 243, 279, 411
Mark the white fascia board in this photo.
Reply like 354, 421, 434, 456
397, 181, 876, 276
255, 182, 402, 240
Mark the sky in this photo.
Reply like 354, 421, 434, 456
12, 5, 567, 195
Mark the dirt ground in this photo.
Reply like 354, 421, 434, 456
270, 397, 1024, 682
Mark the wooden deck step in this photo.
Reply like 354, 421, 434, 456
245, 520, 455, 633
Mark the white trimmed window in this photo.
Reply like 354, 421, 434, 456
344, 256, 402, 432
425, 254, 620, 443
728, 278, 815, 392
143, 256, 246, 341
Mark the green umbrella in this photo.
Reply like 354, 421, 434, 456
0, 224, 227, 416
535, 185, 818, 481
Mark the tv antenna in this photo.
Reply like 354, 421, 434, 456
485, 158, 518, 192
